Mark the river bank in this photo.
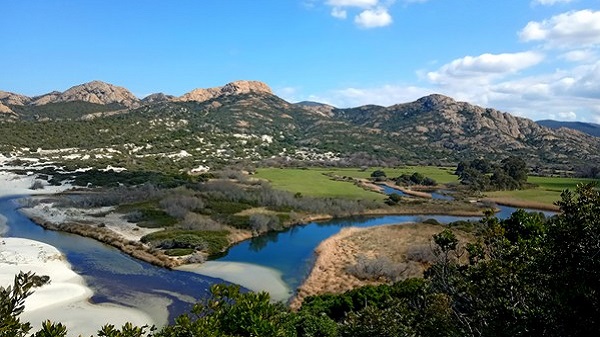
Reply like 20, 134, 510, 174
0, 170, 163, 335
290, 222, 473, 309
0, 238, 158, 337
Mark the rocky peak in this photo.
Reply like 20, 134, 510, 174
31, 91, 62, 105
0, 102, 16, 116
178, 80, 272, 103
0, 90, 31, 106
141, 93, 176, 104
221, 80, 272, 95
49, 80, 140, 108
294, 101, 337, 117
416, 94, 457, 110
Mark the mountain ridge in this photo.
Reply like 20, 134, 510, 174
537, 119, 600, 137
0, 80, 598, 170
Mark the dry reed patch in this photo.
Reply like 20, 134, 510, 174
483, 197, 560, 212
291, 223, 472, 309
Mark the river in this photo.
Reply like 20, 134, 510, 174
0, 195, 556, 323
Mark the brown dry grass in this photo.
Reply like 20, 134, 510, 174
290, 223, 472, 310
482, 197, 560, 211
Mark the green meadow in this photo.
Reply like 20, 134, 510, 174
253, 166, 457, 199
486, 176, 598, 206
253, 168, 385, 199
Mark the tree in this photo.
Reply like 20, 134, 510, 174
1, 271, 49, 337
541, 183, 600, 336
370, 170, 386, 179
501, 156, 528, 184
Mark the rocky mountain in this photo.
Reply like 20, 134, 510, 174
1, 82, 599, 170
40, 81, 141, 107
537, 120, 600, 137
141, 93, 175, 104
294, 101, 336, 117
0, 90, 31, 105
0, 102, 16, 118
177, 80, 272, 103
331, 94, 600, 166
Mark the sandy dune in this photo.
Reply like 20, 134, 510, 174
0, 167, 161, 336
0, 238, 156, 337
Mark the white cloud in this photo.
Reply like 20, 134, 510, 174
323, 0, 395, 28
308, 84, 433, 107
560, 49, 597, 62
354, 8, 393, 28
326, 0, 379, 8
427, 52, 544, 84
520, 10, 600, 48
552, 111, 577, 120
331, 7, 348, 19
531, 0, 574, 5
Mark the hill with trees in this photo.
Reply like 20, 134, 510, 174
1, 81, 599, 172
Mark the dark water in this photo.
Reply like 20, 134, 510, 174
218, 214, 480, 291
0, 196, 223, 323
1, 195, 556, 319
377, 184, 410, 197
376, 184, 454, 201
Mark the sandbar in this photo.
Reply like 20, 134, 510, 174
177, 261, 292, 302
0, 238, 157, 337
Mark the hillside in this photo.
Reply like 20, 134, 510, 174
537, 120, 600, 137
1, 81, 599, 171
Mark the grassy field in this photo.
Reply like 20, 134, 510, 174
486, 176, 598, 206
303, 166, 458, 184
254, 168, 386, 199
254, 166, 457, 199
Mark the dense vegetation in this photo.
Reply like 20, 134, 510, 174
3, 183, 598, 336
456, 157, 530, 191
4, 92, 600, 172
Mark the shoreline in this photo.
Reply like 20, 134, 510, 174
290, 227, 368, 310
482, 197, 560, 212
0, 237, 157, 337
0, 169, 165, 335
290, 222, 474, 310
177, 261, 293, 303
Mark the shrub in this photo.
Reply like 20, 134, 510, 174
29, 180, 45, 190
346, 255, 407, 282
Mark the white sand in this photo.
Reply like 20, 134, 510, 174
0, 170, 162, 335
19, 203, 161, 242
0, 238, 156, 337
0, 170, 71, 197
177, 261, 293, 302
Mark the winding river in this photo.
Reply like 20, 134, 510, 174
0, 195, 555, 322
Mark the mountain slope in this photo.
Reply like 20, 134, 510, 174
332, 94, 600, 166
1, 82, 599, 170
537, 120, 600, 137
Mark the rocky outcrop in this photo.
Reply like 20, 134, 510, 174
141, 93, 175, 104
43, 81, 141, 107
333, 94, 600, 165
30, 91, 62, 105
178, 80, 272, 103
0, 102, 16, 117
294, 101, 337, 117
0, 90, 31, 106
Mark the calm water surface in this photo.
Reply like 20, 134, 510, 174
1, 194, 556, 317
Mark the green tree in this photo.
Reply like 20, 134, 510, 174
1, 271, 49, 337
501, 156, 528, 184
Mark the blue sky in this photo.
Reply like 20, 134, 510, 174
1, 0, 599, 122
